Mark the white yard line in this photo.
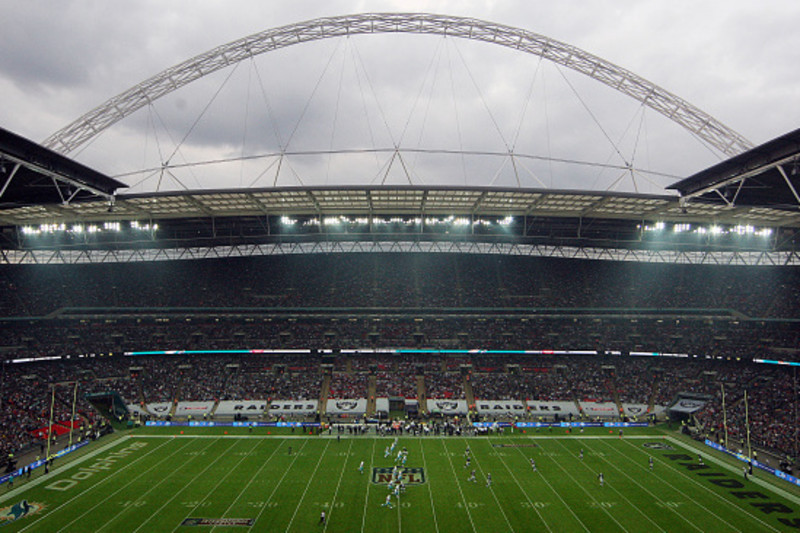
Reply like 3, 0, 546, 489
72, 438, 208, 533
551, 439, 684, 533
482, 439, 554, 533
131, 439, 240, 533
595, 438, 747, 532
208, 437, 285, 532
323, 438, 354, 532
458, 438, 515, 532
440, 440, 479, 533
18, 436, 174, 533
250, 439, 310, 526
620, 438, 781, 533
359, 439, 377, 533
284, 439, 332, 532
505, 438, 591, 531
541, 440, 631, 533
1, 434, 131, 505
170, 438, 265, 533
666, 436, 800, 506
417, 437, 441, 533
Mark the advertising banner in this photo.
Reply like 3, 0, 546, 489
426, 399, 468, 415
670, 399, 706, 413
375, 398, 390, 414
145, 402, 172, 417
215, 400, 267, 417
476, 400, 527, 415
174, 401, 215, 417
579, 401, 619, 418
525, 401, 581, 417
326, 399, 367, 415
268, 400, 318, 416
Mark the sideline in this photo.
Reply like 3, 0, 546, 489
665, 436, 800, 507
0, 434, 134, 505
132, 433, 662, 440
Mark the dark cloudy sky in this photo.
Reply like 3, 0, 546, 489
0, 1, 796, 195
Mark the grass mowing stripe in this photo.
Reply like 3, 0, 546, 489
540, 439, 631, 533
667, 435, 800, 506
323, 438, 353, 532
555, 439, 677, 533
77, 438, 214, 532
457, 438, 514, 533
251, 439, 310, 527
17, 436, 176, 533
129, 438, 239, 533
594, 438, 746, 532
284, 439, 332, 532
207, 438, 285, 531
618, 437, 783, 533
397, 459, 402, 533
417, 437, 441, 533
169, 437, 266, 533
632, 437, 784, 532
439, 440, 478, 533
503, 437, 591, 532
550, 439, 660, 532
481, 438, 554, 533
360, 439, 377, 533
0, 433, 129, 506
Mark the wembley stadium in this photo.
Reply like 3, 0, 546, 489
0, 11, 799, 532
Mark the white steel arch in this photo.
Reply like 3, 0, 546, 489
44, 12, 752, 158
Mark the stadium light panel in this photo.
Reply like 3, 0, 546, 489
673, 223, 691, 233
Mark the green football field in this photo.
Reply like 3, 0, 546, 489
2, 428, 800, 532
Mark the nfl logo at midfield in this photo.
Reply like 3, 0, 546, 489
372, 467, 426, 485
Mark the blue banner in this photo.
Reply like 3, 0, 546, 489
705, 439, 800, 488
497, 421, 649, 429
0, 440, 89, 486
145, 421, 319, 428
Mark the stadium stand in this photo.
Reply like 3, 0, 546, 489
0, 253, 798, 471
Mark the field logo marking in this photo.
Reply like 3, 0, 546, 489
180, 517, 254, 526
643, 442, 673, 450
0, 500, 45, 526
371, 467, 426, 485
44, 441, 149, 492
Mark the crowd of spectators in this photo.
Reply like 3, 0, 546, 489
375, 362, 418, 399
425, 371, 466, 399
0, 254, 799, 318
3, 314, 798, 364
0, 352, 797, 462
328, 372, 368, 399
0, 253, 798, 462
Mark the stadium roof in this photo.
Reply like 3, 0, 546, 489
0, 126, 126, 208
670, 127, 800, 210
1, 185, 799, 229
